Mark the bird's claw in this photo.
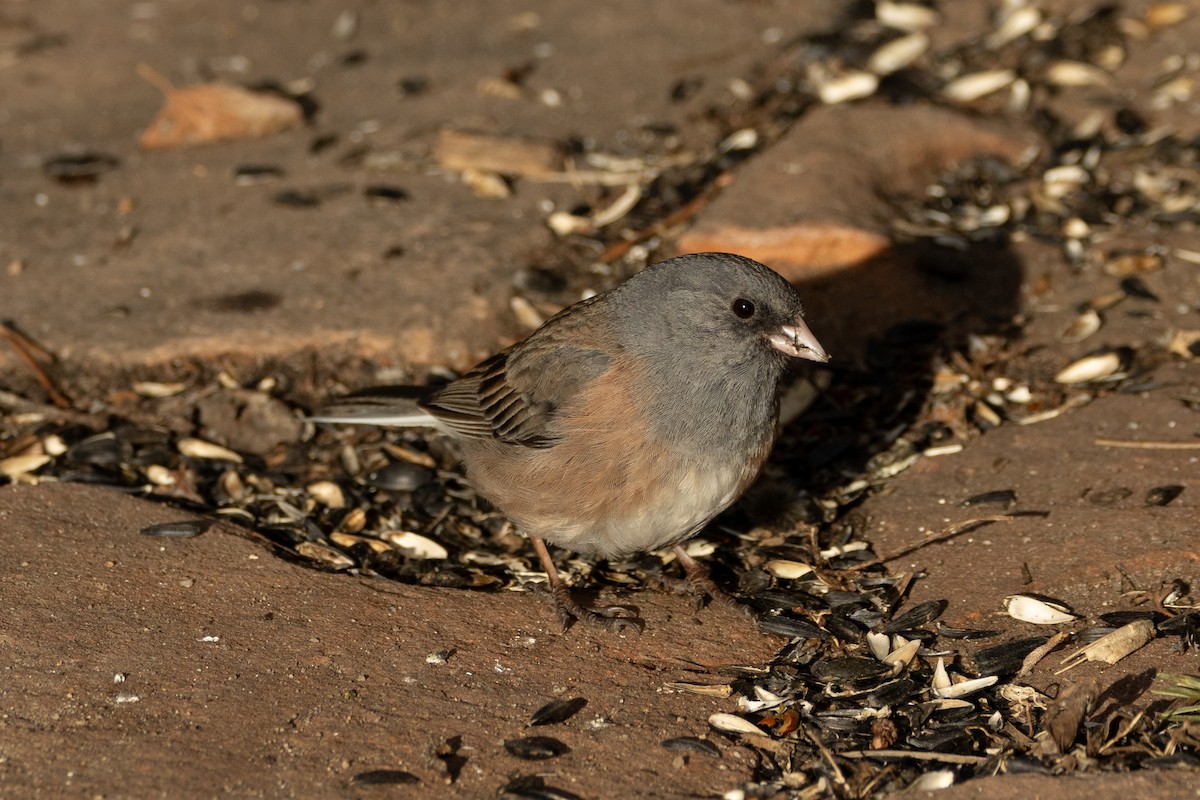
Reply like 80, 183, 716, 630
550, 589, 644, 633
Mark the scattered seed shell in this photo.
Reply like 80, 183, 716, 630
988, 5, 1041, 47
1045, 60, 1112, 88
380, 531, 449, 560
1060, 309, 1102, 343
132, 380, 187, 398
943, 70, 1015, 102
329, 532, 390, 553
1144, 3, 1189, 29
295, 541, 355, 569
140, 520, 207, 538
867, 631, 891, 661
178, 437, 243, 463
661, 737, 721, 757
708, 713, 768, 737
0, 454, 52, 478
907, 770, 955, 792
350, 770, 419, 786
867, 32, 929, 75
1005, 594, 1078, 625
816, 70, 879, 105
1054, 351, 1124, 384
531, 697, 587, 726
883, 639, 921, 670
933, 675, 998, 699
307, 480, 346, 508
666, 682, 733, 698
503, 736, 570, 760
510, 296, 545, 330
764, 559, 815, 580
931, 657, 951, 691
144, 464, 175, 486
1167, 329, 1200, 359
876, 0, 939, 30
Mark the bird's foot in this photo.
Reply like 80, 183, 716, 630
549, 583, 644, 633
674, 546, 757, 620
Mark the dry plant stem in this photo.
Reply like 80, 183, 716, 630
1018, 631, 1071, 677
1094, 437, 1200, 450
852, 516, 1011, 570
0, 389, 101, 426
838, 750, 989, 765
530, 537, 642, 633
804, 726, 851, 794
0, 322, 71, 409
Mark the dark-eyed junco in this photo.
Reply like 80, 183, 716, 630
313, 252, 828, 631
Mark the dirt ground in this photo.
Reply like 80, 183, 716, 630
2, 1, 1199, 798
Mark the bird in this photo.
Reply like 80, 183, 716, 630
311, 252, 828, 631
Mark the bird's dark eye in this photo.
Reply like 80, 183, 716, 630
732, 298, 756, 319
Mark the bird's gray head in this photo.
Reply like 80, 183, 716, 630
610, 252, 828, 376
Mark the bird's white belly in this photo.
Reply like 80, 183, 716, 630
549, 461, 748, 558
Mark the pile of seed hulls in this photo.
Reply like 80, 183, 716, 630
2, 320, 1197, 798
5, 1, 1200, 795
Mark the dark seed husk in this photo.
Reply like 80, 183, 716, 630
1158, 612, 1198, 638
661, 736, 721, 757
1119, 276, 1159, 301
825, 590, 873, 610
350, 769, 419, 786
758, 614, 830, 640
867, 678, 918, 707
234, 164, 285, 182
746, 589, 822, 612
969, 637, 1051, 676
879, 599, 948, 633
500, 775, 582, 800
43, 152, 120, 182
365, 461, 435, 492
811, 656, 892, 682
824, 612, 867, 642
1005, 755, 1055, 775
514, 267, 568, 294
364, 184, 410, 202
140, 520, 210, 538
531, 697, 587, 726
1076, 626, 1118, 644
273, 189, 322, 207
66, 432, 126, 465
814, 713, 871, 734
1145, 485, 1185, 507
503, 736, 571, 760
1099, 611, 1163, 627
1143, 754, 1200, 769
908, 725, 971, 751
962, 489, 1017, 508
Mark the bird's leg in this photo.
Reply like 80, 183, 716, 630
531, 537, 643, 633
672, 545, 754, 617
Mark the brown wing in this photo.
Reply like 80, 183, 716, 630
420, 300, 612, 448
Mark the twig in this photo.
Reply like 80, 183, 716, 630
838, 749, 988, 765
0, 321, 71, 408
1094, 437, 1200, 450
850, 516, 1010, 571
803, 726, 850, 794
0, 388, 101, 425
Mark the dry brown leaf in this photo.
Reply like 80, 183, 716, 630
434, 130, 561, 178
1043, 677, 1099, 754
138, 65, 303, 150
